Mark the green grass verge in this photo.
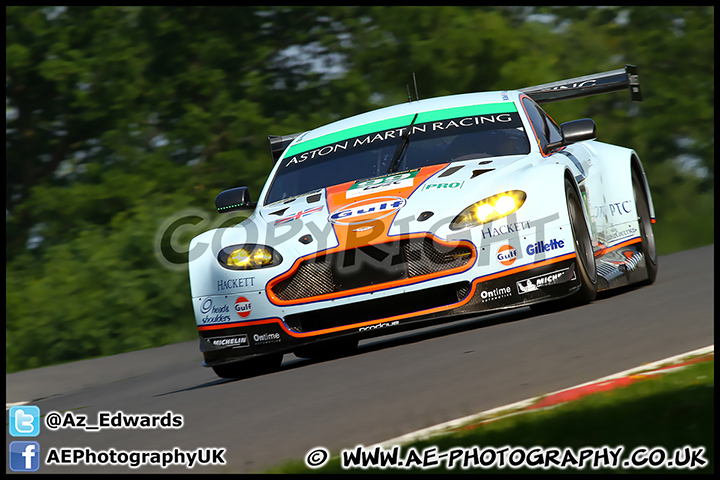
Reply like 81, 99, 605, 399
267, 357, 713, 473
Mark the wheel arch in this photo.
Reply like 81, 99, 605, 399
562, 166, 594, 239
629, 152, 656, 222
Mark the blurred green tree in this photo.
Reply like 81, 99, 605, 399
5, 6, 713, 372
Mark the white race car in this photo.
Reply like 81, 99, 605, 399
189, 65, 657, 378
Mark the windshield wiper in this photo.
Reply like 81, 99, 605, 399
387, 113, 418, 173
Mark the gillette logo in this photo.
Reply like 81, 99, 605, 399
526, 238, 565, 255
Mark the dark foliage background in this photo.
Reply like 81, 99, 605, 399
6, 6, 713, 372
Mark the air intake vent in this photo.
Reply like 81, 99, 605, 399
439, 165, 464, 177
271, 237, 473, 302
283, 281, 471, 333
471, 169, 494, 179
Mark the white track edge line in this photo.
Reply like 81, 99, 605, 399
370, 345, 714, 449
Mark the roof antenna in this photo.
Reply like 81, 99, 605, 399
406, 73, 420, 102
413, 72, 419, 101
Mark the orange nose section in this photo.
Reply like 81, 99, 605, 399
325, 164, 447, 249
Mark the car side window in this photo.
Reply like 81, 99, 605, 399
542, 107, 563, 146
522, 97, 563, 152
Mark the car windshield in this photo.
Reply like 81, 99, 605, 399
264, 109, 530, 205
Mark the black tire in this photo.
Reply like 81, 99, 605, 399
293, 338, 358, 359
531, 177, 597, 313
565, 177, 598, 305
211, 353, 283, 379
632, 169, 658, 284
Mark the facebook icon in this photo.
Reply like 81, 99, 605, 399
9, 441, 41, 472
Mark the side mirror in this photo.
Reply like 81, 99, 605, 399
545, 118, 597, 152
215, 187, 256, 213
561, 118, 596, 144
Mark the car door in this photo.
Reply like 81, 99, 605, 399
521, 95, 599, 237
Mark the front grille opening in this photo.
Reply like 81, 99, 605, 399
284, 281, 470, 333
273, 237, 473, 302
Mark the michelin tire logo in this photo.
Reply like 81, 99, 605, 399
516, 266, 576, 294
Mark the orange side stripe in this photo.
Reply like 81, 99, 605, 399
594, 237, 642, 258
471, 253, 576, 284
197, 318, 279, 331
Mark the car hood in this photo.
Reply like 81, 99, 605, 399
249, 154, 534, 253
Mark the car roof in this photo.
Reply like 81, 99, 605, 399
293, 90, 523, 146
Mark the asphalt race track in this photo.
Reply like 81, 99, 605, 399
6, 245, 714, 473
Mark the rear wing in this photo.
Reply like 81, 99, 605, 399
519, 64, 642, 104
268, 133, 304, 164
267, 65, 641, 162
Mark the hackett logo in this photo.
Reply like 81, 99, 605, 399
481, 221, 531, 239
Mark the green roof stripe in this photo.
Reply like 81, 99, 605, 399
283, 102, 517, 159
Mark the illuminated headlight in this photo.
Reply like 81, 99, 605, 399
218, 244, 282, 270
450, 190, 527, 230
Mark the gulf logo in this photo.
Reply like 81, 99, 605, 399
496, 244, 518, 266
234, 296, 252, 318
328, 196, 406, 225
